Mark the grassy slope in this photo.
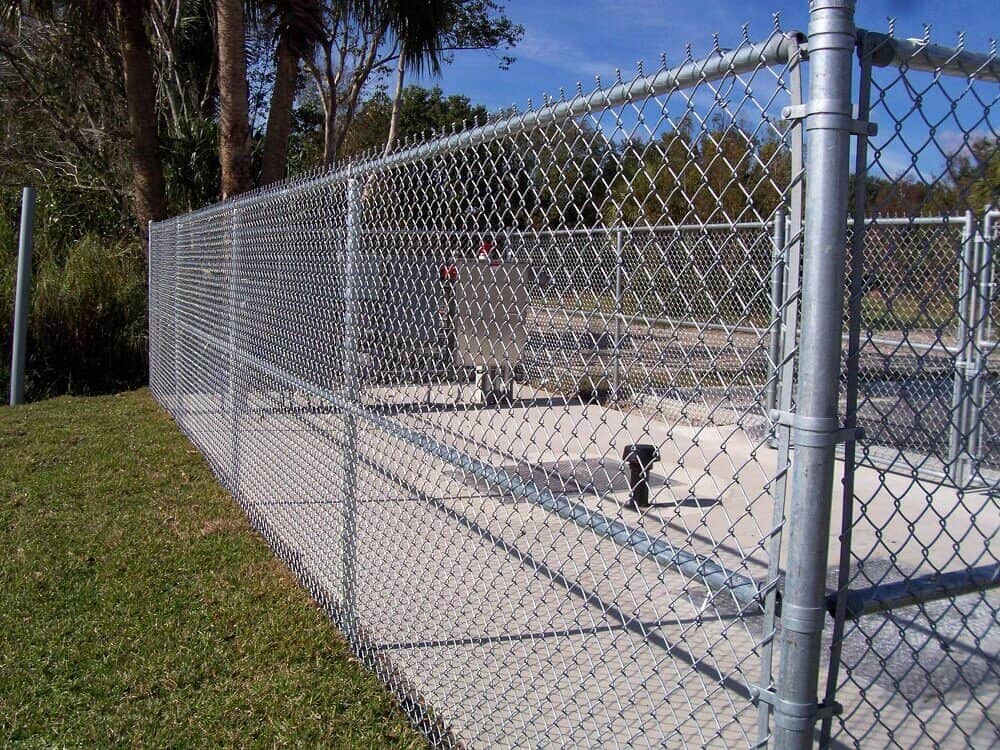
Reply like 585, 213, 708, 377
0, 389, 428, 749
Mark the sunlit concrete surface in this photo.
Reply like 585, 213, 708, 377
171, 374, 998, 748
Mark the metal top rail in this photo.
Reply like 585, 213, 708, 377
353, 214, 974, 237
863, 30, 1000, 82
151, 28, 1000, 231
154, 29, 802, 226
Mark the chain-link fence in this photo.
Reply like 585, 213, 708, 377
148, 3, 998, 747
821, 23, 1000, 750
506, 217, 1000, 484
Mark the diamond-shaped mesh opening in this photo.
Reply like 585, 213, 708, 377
826, 26, 1000, 750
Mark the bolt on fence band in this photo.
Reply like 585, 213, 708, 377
148, 4, 998, 747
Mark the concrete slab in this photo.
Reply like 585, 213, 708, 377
170, 378, 999, 748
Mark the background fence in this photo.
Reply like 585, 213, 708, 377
148, 4, 998, 747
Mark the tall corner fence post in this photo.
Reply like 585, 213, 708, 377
9, 186, 36, 406
971, 208, 997, 471
966, 208, 992, 482
227, 206, 242, 497
979, 208, 996, 346
773, 2, 857, 748
147, 219, 153, 304
146, 220, 153, 397
173, 219, 181, 416
818, 29, 876, 746
147, 219, 157, 402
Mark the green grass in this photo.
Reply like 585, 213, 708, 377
0, 389, 429, 749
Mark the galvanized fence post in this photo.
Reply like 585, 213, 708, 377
766, 207, 788, 445
147, 219, 154, 397
613, 226, 625, 402
9, 187, 35, 406
755, 32, 806, 746
173, 220, 182, 416
227, 207, 242, 496
773, 1, 857, 747
949, 210, 978, 484
971, 209, 997, 470
341, 173, 362, 637
979, 208, 996, 346
819, 31, 876, 746
967, 211, 992, 480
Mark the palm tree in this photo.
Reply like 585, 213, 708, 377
251, 1, 500, 180
117, 0, 168, 235
377, 1, 521, 156
2, 0, 167, 245
215, 0, 253, 197
259, 0, 322, 185
259, 34, 297, 184
289, 1, 452, 165
375, 0, 449, 155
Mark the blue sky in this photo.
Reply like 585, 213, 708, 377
424, 0, 996, 115
413, 0, 997, 181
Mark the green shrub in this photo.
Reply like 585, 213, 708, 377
1, 231, 147, 401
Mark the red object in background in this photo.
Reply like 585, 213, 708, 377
479, 240, 501, 266
439, 263, 458, 281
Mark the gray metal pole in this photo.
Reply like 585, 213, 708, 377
227, 207, 241, 495
341, 173, 362, 638
980, 209, 996, 345
766, 207, 788, 445
613, 227, 624, 402
948, 211, 977, 484
773, 2, 856, 748
173, 221, 182, 415
971, 209, 997, 468
819, 40, 875, 747
9, 187, 36, 406
967, 211, 992, 481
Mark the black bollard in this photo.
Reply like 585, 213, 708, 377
623, 443, 660, 509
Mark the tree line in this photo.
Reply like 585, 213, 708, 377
0, 1, 521, 247
0, 1, 518, 400
2, 2, 994, 247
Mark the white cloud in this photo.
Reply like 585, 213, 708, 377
870, 143, 914, 179
516, 29, 621, 82
936, 129, 989, 160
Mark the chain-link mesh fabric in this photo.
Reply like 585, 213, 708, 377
147, 17, 1000, 750
823, 27, 1000, 750
150, 26, 801, 748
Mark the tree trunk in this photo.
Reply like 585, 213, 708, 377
319, 23, 387, 165
322, 90, 337, 166
383, 50, 405, 156
215, 0, 253, 197
116, 0, 167, 251
260, 35, 298, 185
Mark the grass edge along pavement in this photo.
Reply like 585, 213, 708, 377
0, 388, 430, 750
